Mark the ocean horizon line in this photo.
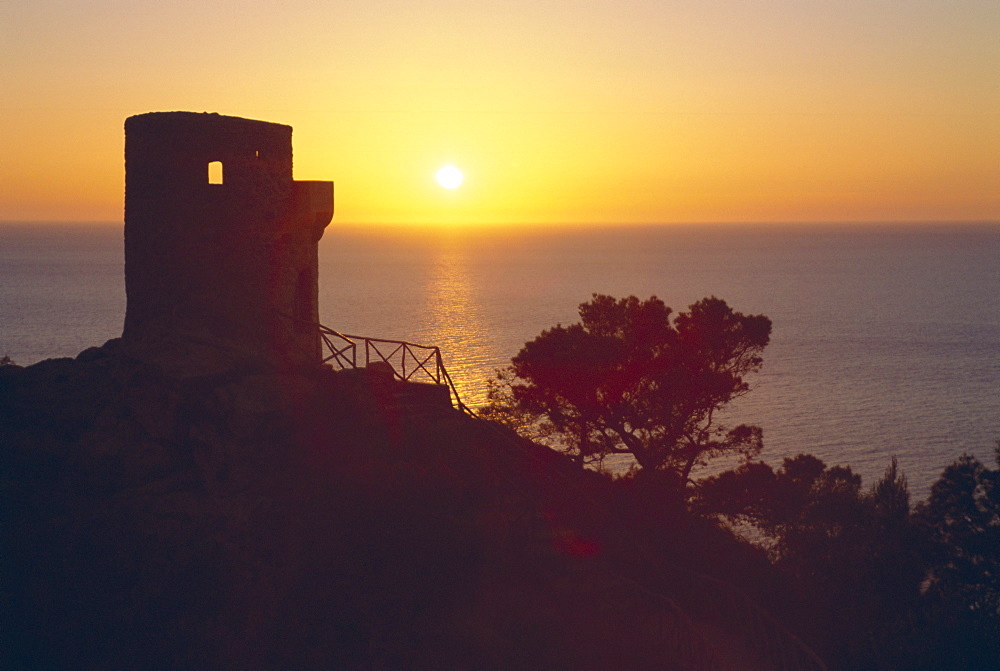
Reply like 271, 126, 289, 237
2, 218, 998, 230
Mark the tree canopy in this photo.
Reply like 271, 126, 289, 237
486, 294, 771, 486
697, 448, 1000, 669
917, 447, 1000, 622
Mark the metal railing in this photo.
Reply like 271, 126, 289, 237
318, 324, 471, 414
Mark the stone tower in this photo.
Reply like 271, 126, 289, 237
122, 112, 333, 374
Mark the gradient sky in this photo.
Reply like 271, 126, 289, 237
2, 0, 997, 225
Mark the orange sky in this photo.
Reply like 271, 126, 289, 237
1, 0, 997, 225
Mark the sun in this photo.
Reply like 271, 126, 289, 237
436, 165, 463, 189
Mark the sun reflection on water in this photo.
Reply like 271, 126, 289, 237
416, 237, 495, 408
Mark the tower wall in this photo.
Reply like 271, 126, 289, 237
123, 112, 333, 374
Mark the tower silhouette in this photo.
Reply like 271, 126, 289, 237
123, 112, 333, 374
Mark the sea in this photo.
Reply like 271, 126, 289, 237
2, 221, 998, 497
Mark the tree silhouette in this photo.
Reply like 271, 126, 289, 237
919, 449, 1000, 613
913, 445, 1000, 666
487, 294, 771, 486
699, 456, 931, 668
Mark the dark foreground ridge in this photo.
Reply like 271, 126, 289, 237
0, 343, 826, 669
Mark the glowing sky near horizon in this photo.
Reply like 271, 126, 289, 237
1, 0, 997, 225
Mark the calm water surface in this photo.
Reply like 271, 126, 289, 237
3, 221, 998, 494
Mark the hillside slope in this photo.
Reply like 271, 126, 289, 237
1, 342, 824, 669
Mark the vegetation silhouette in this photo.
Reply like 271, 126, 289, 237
697, 455, 921, 667
486, 293, 1000, 669
695, 448, 1000, 669
484, 294, 771, 488
912, 447, 1000, 667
